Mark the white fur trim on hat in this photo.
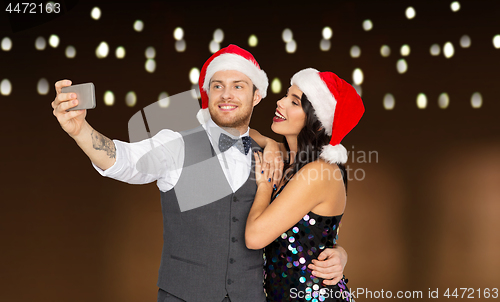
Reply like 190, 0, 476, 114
202, 53, 268, 99
291, 68, 336, 136
320, 144, 348, 164
196, 108, 210, 124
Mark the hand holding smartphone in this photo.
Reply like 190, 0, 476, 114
61, 82, 96, 110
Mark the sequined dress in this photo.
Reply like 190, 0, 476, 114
264, 185, 351, 302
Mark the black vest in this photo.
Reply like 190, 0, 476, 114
157, 126, 265, 302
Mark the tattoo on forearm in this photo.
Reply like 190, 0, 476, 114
91, 129, 116, 159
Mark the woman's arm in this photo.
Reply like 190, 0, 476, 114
249, 129, 287, 154
245, 156, 344, 249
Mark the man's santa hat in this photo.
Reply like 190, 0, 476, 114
290, 68, 365, 164
197, 44, 269, 124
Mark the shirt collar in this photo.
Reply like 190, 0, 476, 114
203, 116, 250, 154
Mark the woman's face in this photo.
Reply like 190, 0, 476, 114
271, 84, 307, 137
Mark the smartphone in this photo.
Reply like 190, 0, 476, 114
61, 82, 96, 110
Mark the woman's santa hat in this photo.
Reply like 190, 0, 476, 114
291, 68, 365, 164
197, 44, 269, 124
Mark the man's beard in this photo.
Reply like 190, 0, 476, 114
208, 106, 252, 131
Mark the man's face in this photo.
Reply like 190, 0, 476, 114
207, 70, 261, 132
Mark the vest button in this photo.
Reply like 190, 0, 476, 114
232, 196, 238, 202
230, 258, 235, 264
231, 237, 237, 242
227, 279, 233, 285
232, 217, 239, 222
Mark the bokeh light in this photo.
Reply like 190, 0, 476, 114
282, 29, 293, 43
191, 84, 201, 99
37, 78, 49, 95
133, 20, 144, 32
175, 40, 186, 52
438, 93, 450, 109
271, 78, 282, 94
471, 92, 482, 108
145, 46, 155, 59
145, 59, 156, 73
380, 45, 391, 57
397, 59, 408, 74
460, 35, 471, 48
174, 27, 184, 40
104, 90, 115, 106
248, 35, 258, 47
125, 91, 137, 107
352, 68, 364, 85
189, 68, 200, 84
430, 44, 441, 56
158, 92, 170, 108
91, 7, 101, 20
115, 46, 126, 59
1, 79, 12, 95
406, 7, 416, 19
1, 37, 12, 51
49, 34, 59, 48
96, 41, 109, 58
320, 39, 331, 51
350, 46, 361, 58
383, 93, 395, 110
213, 29, 224, 43
209, 40, 220, 53
400, 44, 410, 56
65, 46, 76, 58
451, 2, 461, 12
322, 27, 333, 40
362, 20, 373, 31
417, 93, 427, 109
443, 42, 455, 58
35, 36, 46, 50
286, 40, 297, 53
493, 35, 500, 49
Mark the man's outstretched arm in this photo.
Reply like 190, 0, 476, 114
52, 79, 116, 171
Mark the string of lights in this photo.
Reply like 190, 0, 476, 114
1, 1, 498, 111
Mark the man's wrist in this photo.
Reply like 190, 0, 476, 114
71, 121, 91, 143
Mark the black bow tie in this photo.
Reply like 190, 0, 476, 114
218, 133, 251, 155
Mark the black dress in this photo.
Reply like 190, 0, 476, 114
263, 185, 351, 302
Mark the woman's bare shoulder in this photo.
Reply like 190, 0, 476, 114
293, 159, 343, 185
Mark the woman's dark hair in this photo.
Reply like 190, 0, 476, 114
282, 93, 348, 192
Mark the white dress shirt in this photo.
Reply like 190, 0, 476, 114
92, 117, 252, 192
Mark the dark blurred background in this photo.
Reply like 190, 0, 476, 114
1, 0, 499, 301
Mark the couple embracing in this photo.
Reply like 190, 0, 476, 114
52, 44, 364, 302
